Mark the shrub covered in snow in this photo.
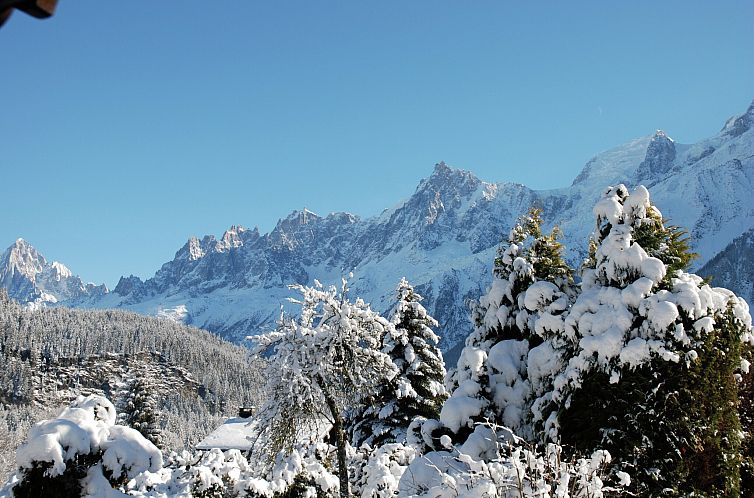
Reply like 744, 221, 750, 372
399, 424, 627, 497
126, 444, 340, 498
1, 395, 162, 498
351, 443, 418, 498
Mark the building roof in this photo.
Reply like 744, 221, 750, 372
195, 417, 257, 451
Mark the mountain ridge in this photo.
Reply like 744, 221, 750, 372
3, 100, 753, 351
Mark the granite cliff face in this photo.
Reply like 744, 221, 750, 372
5, 101, 754, 352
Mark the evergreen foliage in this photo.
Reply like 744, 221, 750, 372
119, 376, 163, 449
10, 453, 96, 498
440, 207, 574, 443
738, 346, 754, 496
426, 185, 751, 497
555, 184, 753, 496
349, 278, 447, 448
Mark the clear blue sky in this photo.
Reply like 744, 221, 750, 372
1, 1, 753, 288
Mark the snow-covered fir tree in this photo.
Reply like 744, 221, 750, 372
251, 278, 398, 498
544, 184, 754, 496
118, 375, 163, 449
439, 207, 575, 443
349, 278, 447, 448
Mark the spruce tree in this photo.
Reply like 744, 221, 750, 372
349, 278, 447, 448
119, 375, 163, 448
552, 184, 753, 497
439, 207, 575, 443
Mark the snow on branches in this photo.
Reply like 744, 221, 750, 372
350, 278, 448, 448
252, 277, 398, 497
1, 395, 162, 498
435, 184, 753, 496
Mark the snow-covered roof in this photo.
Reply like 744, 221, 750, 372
195, 417, 257, 451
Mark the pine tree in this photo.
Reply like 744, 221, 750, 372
349, 278, 447, 448
439, 207, 575, 443
119, 376, 163, 448
551, 184, 753, 497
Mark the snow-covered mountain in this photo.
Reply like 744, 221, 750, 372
698, 228, 754, 307
5, 100, 754, 352
0, 239, 107, 305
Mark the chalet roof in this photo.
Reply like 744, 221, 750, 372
195, 417, 257, 451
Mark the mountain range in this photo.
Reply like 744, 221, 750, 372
3, 99, 753, 353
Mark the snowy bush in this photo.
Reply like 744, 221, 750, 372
351, 443, 418, 498
126, 444, 340, 498
1, 394, 162, 498
398, 424, 628, 497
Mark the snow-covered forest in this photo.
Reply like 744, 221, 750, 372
1, 184, 753, 498
0, 293, 264, 480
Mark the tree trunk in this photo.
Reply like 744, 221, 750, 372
320, 379, 349, 498
332, 406, 349, 498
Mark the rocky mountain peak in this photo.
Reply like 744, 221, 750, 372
175, 235, 214, 261
277, 208, 321, 229
47, 261, 73, 280
402, 162, 484, 228
636, 130, 676, 180
422, 161, 481, 195
219, 225, 248, 250
722, 99, 754, 138
113, 275, 145, 296
1, 238, 47, 281
0, 239, 105, 304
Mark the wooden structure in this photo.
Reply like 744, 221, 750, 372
0, 0, 57, 28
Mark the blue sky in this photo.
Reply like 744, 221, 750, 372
1, 1, 753, 287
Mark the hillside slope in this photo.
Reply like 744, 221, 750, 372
0, 289, 264, 478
